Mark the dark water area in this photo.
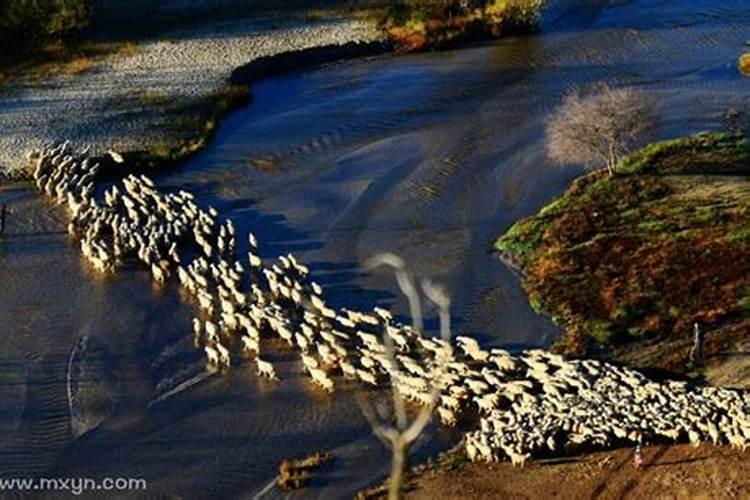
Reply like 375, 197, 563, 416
1, 0, 749, 497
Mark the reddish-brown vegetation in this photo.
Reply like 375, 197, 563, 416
496, 134, 750, 368
378, 1, 543, 51
276, 451, 334, 491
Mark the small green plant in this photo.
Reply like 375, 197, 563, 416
586, 319, 614, 345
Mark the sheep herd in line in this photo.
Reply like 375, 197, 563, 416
28, 142, 750, 466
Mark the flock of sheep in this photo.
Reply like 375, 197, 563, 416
462, 347, 749, 464
29, 142, 750, 465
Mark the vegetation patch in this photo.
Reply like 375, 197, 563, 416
496, 133, 750, 365
0, 0, 92, 72
374, 0, 545, 51
122, 83, 251, 172
276, 451, 334, 490
0, 40, 140, 85
739, 53, 750, 76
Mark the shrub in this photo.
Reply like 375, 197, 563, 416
378, 0, 544, 50
586, 319, 614, 345
739, 53, 750, 76
0, 0, 91, 61
546, 83, 656, 176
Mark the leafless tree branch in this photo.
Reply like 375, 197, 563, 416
359, 254, 453, 500
546, 82, 656, 176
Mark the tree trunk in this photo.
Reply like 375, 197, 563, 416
606, 141, 619, 176
388, 440, 408, 500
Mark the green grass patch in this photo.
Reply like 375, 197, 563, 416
495, 216, 548, 264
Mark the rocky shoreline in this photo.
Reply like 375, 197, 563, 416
0, 14, 383, 176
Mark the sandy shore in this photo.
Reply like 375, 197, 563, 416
0, 13, 382, 175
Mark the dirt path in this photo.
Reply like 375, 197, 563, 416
407, 444, 750, 499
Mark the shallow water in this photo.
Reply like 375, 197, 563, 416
1, 0, 749, 497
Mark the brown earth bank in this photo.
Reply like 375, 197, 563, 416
404, 444, 750, 499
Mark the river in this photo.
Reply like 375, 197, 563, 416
1, 0, 748, 497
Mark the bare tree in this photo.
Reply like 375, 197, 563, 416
546, 83, 656, 176
358, 253, 452, 500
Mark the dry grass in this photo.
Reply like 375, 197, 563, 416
58, 55, 96, 77
0, 39, 141, 84
115, 41, 140, 58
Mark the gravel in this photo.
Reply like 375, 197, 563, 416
0, 15, 382, 174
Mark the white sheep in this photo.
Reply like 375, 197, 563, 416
256, 358, 278, 380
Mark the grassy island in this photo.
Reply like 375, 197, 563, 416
496, 133, 750, 370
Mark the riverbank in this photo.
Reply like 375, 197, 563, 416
384, 442, 750, 498
373, 0, 543, 51
0, 1, 550, 180
495, 133, 750, 380
0, 13, 382, 177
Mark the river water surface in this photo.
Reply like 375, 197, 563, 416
1, 0, 749, 497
